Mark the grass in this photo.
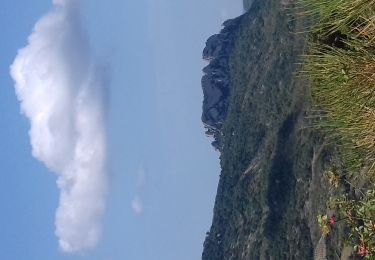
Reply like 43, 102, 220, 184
299, 0, 375, 257
304, 44, 375, 176
298, 0, 375, 43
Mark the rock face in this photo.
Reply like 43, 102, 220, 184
201, 0, 348, 259
201, 15, 245, 146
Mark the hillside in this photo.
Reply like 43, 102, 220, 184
201, 0, 352, 259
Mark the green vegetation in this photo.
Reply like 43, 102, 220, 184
300, 0, 375, 257
299, 0, 375, 39
203, 1, 327, 258
203, 0, 375, 258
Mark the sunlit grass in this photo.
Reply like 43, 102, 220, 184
303, 44, 375, 176
298, 0, 375, 257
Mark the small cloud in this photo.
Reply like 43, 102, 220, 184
131, 196, 143, 215
131, 166, 147, 215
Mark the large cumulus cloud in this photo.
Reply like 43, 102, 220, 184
10, 0, 108, 253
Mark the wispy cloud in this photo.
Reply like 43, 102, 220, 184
10, 0, 108, 253
131, 166, 147, 215
131, 196, 143, 215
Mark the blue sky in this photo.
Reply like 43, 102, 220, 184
0, 1, 242, 259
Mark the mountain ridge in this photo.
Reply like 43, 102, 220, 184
201, 0, 349, 259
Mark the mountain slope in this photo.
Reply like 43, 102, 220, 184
201, 0, 348, 259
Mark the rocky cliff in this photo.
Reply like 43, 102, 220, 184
201, 15, 245, 148
201, 0, 350, 259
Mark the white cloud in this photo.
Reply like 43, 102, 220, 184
131, 196, 143, 215
131, 167, 146, 215
10, 0, 108, 253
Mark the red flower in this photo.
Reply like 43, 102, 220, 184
328, 216, 335, 225
358, 241, 369, 257
358, 245, 369, 256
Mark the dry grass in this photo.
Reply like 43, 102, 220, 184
303, 43, 375, 176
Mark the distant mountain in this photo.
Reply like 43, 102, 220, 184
201, 0, 349, 259
201, 14, 245, 149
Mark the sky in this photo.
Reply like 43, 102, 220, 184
0, 1, 243, 259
